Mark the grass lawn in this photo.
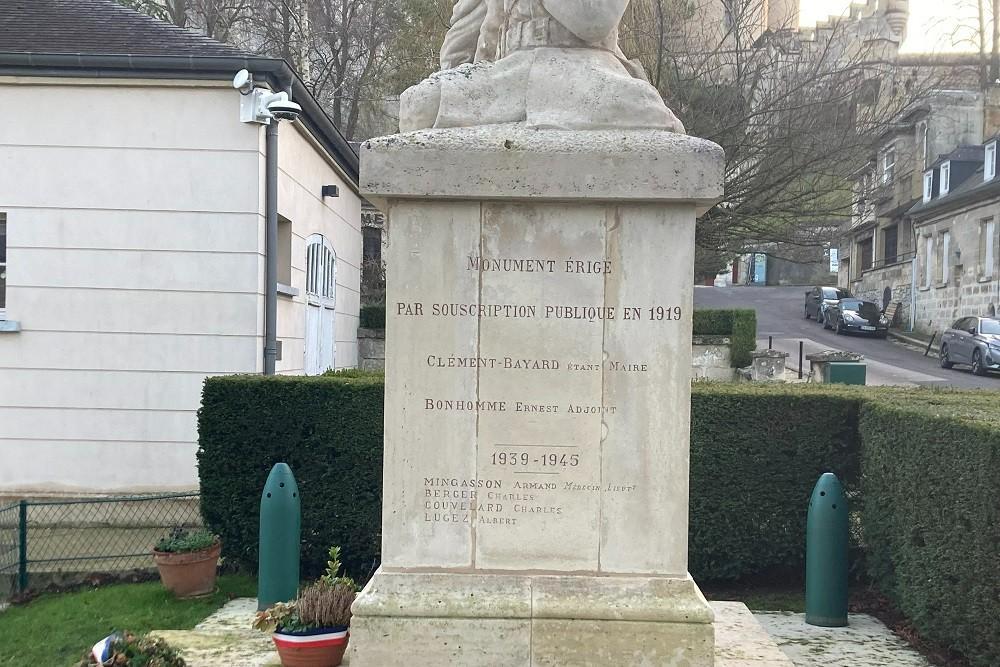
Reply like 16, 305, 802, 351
0, 575, 256, 666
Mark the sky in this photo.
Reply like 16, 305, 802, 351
799, 0, 976, 54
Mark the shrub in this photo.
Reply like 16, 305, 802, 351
253, 546, 357, 633
197, 374, 383, 582
692, 308, 757, 367
861, 396, 1000, 667
359, 304, 386, 329
321, 368, 383, 378
689, 382, 862, 581
154, 528, 217, 554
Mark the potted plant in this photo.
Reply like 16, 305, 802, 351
253, 546, 357, 667
152, 527, 221, 598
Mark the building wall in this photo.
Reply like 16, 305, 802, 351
848, 260, 913, 326
273, 123, 361, 374
0, 80, 261, 492
913, 197, 1000, 334
0, 78, 361, 493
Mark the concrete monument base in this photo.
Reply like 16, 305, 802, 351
350, 569, 714, 666
351, 126, 725, 667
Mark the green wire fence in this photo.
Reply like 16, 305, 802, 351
0, 493, 201, 598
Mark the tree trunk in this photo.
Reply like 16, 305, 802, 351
991, 0, 999, 82
980, 0, 988, 88
169, 0, 188, 27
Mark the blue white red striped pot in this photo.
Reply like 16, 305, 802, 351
272, 626, 349, 667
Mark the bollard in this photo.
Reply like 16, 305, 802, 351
805, 472, 849, 627
258, 462, 301, 610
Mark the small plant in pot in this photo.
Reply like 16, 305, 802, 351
152, 527, 221, 598
253, 546, 357, 667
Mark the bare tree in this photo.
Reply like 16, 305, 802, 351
621, 0, 945, 261
119, 0, 256, 40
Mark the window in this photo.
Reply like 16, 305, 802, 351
939, 231, 950, 283
982, 319, 1000, 334
940, 161, 951, 195
883, 225, 899, 264
362, 226, 381, 262
859, 237, 874, 272
0, 213, 6, 316
924, 234, 934, 287
986, 142, 997, 181
954, 317, 975, 332
923, 171, 934, 202
277, 216, 292, 286
981, 218, 995, 279
882, 147, 896, 185
305, 234, 337, 375
306, 236, 336, 300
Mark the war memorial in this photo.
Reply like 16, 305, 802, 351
348, 0, 728, 664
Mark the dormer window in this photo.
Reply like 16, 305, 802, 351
882, 147, 896, 185
940, 161, 951, 195
923, 171, 934, 202
986, 141, 997, 181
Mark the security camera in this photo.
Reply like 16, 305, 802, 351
233, 69, 253, 95
236, 84, 302, 124
267, 97, 302, 122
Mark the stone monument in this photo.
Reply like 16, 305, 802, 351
349, 1, 724, 664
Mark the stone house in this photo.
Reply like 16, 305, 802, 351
839, 90, 987, 326
907, 141, 1000, 334
0, 0, 362, 494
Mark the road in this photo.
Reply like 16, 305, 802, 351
694, 286, 1000, 388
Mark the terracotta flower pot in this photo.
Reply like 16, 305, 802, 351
272, 627, 349, 667
152, 540, 221, 598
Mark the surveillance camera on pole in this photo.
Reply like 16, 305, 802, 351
233, 69, 301, 124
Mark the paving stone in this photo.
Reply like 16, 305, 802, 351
149, 598, 279, 667
755, 611, 932, 667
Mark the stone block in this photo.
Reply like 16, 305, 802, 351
352, 126, 723, 666
350, 571, 715, 667
749, 349, 788, 382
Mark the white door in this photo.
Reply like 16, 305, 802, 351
304, 234, 337, 375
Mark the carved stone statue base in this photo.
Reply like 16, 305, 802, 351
350, 126, 724, 667
349, 571, 714, 666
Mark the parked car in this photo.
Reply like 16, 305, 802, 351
939, 316, 1000, 376
804, 286, 852, 325
823, 298, 889, 337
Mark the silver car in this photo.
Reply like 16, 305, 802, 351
940, 316, 1000, 376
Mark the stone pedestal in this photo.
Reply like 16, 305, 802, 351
750, 349, 789, 382
350, 125, 724, 667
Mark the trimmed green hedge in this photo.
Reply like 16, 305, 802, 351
197, 374, 384, 581
359, 304, 385, 329
861, 396, 1000, 667
689, 383, 861, 580
692, 308, 756, 367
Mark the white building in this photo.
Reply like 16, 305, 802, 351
0, 0, 362, 494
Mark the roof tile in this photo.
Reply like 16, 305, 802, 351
0, 0, 246, 57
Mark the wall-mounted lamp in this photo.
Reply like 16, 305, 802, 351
322, 185, 340, 198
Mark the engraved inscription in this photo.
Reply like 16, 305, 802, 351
409, 254, 664, 531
